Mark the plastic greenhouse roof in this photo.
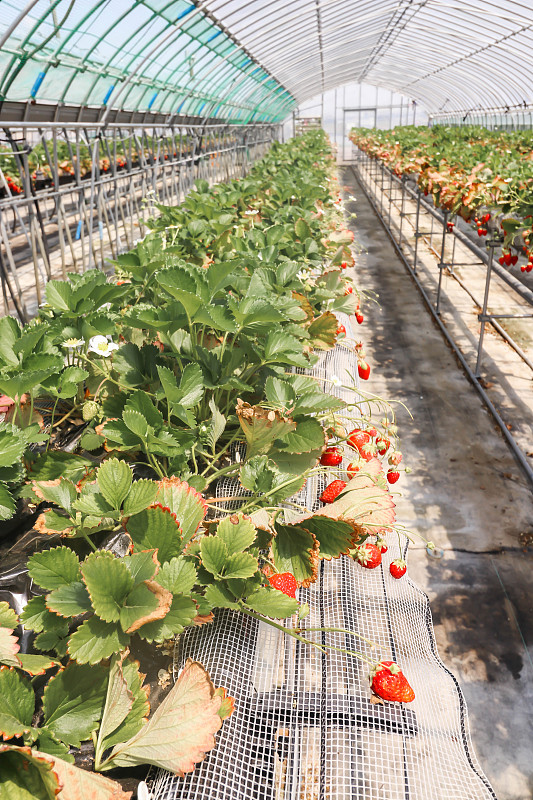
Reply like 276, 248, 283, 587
1, 0, 533, 123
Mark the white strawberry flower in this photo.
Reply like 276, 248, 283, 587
87, 335, 119, 358
62, 337, 85, 350
331, 375, 342, 386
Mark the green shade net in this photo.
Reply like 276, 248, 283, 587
0, 0, 295, 123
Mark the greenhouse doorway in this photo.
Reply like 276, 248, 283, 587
342, 107, 377, 161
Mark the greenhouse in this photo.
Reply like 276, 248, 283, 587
0, 1, 532, 799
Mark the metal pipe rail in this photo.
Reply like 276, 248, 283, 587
350, 150, 533, 492
0, 121, 280, 322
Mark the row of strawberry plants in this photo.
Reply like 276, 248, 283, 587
350, 124, 533, 272
0, 130, 418, 798
0, 135, 225, 195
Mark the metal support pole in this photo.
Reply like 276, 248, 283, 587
475, 239, 496, 377
413, 189, 421, 275
436, 210, 448, 315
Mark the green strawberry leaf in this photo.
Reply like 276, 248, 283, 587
200, 537, 228, 576
203, 584, 240, 610
122, 479, 158, 516
97, 655, 149, 753
42, 662, 108, 747
81, 551, 134, 623
0, 484, 16, 521
119, 581, 172, 634
135, 595, 197, 642
0, 667, 34, 739
298, 516, 363, 559
46, 582, 92, 618
67, 617, 130, 665
27, 548, 80, 591
272, 522, 319, 587
157, 557, 197, 595
126, 506, 183, 564
244, 587, 299, 619
122, 550, 159, 584
20, 596, 66, 634
274, 417, 326, 454
97, 459, 133, 509
0, 601, 18, 630
216, 513, 257, 554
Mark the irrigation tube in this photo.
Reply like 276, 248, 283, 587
350, 164, 533, 493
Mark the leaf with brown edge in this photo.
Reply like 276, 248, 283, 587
302, 458, 395, 535
271, 522, 319, 588
0, 667, 34, 740
0, 626, 20, 668
126, 506, 183, 564
34, 510, 74, 537
291, 291, 314, 321
306, 311, 338, 350
16, 654, 59, 676
155, 477, 208, 547
121, 581, 172, 634
104, 659, 228, 776
296, 516, 366, 560
0, 744, 133, 799
95, 653, 134, 764
192, 613, 214, 627
214, 687, 235, 720
236, 399, 295, 459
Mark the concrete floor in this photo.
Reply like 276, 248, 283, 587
342, 168, 533, 800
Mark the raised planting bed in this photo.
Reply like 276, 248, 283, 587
0, 130, 495, 800
349, 124, 533, 274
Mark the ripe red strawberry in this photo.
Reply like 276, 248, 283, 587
347, 461, 361, 479
511, 255, 518, 266
347, 429, 371, 450
344, 286, 353, 295
355, 542, 382, 569
371, 661, 415, 703
358, 360, 370, 380
320, 447, 343, 467
376, 436, 390, 456
319, 479, 347, 504
390, 559, 407, 579
376, 537, 388, 554
356, 311, 364, 324
341, 261, 347, 269
387, 470, 400, 484
268, 572, 297, 598
336, 324, 346, 338
358, 441, 376, 462
498, 256, 505, 266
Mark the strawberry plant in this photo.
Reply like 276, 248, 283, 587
350, 124, 533, 261
0, 130, 423, 797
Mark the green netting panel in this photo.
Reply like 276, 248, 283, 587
0, 0, 295, 122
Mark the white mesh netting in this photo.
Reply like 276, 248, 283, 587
149, 311, 496, 800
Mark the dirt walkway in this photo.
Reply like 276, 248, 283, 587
342, 167, 533, 800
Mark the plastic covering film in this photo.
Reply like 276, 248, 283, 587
208, 0, 533, 114
0, 0, 294, 122
2, 1, 533, 121
149, 310, 496, 800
